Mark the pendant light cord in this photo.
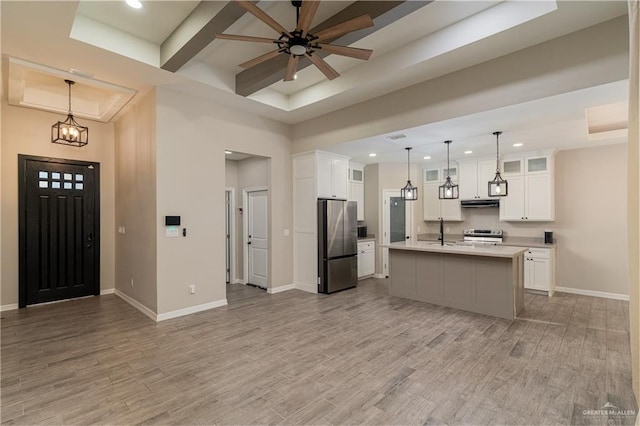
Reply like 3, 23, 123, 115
68, 82, 72, 114
407, 148, 410, 180
494, 131, 502, 173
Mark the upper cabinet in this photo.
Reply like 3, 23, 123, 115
499, 152, 555, 221
348, 162, 365, 221
316, 152, 349, 199
458, 159, 498, 199
422, 165, 463, 221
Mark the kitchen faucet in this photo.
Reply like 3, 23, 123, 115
439, 217, 444, 246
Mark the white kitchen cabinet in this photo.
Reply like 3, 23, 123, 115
348, 162, 365, 221
459, 159, 497, 199
524, 247, 555, 296
357, 241, 375, 278
499, 151, 554, 221
316, 153, 348, 199
422, 167, 463, 221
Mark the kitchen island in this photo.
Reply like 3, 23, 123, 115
384, 241, 527, 319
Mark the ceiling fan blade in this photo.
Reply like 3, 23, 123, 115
313, 14, 374, 43
317, 44, 373, 60
239, 49, 282, 69
234, 0, 292, 37
297, 1, 320, 38
307, 53, 339, 80
284, 55, 300, 81
215, 33, 279, 44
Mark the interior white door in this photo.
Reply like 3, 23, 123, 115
248, 190, 268, 288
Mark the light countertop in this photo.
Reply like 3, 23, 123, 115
383, 241, 527, 259
416, 234, 557, 248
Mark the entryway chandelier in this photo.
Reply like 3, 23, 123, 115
51, 79, 88, 147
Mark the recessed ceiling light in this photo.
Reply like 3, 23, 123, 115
126, 0, 142, 9
293, 74, 298, 80
513, 143, 523, 147
423, 156, 431, 160
464, 150, 472, 154
369, 153, 377, 157
225, 150, 233, 155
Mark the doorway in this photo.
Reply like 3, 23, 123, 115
244, 188, 268, 289
382, 189, 413, 277
18, 155, 100, 308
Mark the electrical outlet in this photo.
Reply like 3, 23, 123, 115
189, 285, 196, 294
130, 278, 134, 287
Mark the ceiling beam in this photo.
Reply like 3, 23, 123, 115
161, 1, 248, 73
236, 1, 432, 97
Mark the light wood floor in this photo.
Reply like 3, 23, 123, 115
1, 279, 637, 425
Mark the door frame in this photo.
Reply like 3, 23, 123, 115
242, 186, 268, 288
18, 154, 101, 308
225, 188, 237, 284
381, 189, 413, 277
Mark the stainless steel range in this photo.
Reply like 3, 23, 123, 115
463, 229, 503, 244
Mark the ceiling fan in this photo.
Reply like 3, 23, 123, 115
215, 0, 374, 82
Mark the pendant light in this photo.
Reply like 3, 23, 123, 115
51, 80, 88, 147
439, 140, 458, 199
488, 131, 508, 197
401, 147, 417, 201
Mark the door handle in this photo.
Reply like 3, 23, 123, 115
86, 232, 93, 248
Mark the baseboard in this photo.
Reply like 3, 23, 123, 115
374, 273, 386, 279
156, 299, 228, 321
267, 284, 296, 294
294, 282, 317, 294
114, 289, 157, 321
100, 288, 115, 295
555, 286, 629, 301
234, 279, 246, 285
1, 303, 18, 312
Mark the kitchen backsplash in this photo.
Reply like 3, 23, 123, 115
422, 208, 552, 238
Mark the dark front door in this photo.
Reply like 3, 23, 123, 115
19, 155, 100, 308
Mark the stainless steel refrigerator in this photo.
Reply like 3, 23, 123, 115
317, 199, 358, 294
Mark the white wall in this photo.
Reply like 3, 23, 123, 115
155, 88, 292, 314
1, 97, 116, 309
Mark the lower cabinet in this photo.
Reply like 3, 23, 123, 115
358, 241, 375, 278
524, 247, 555, 296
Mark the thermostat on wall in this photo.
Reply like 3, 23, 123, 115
165, 216, 180, 226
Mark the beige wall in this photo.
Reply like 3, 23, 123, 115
1, 100, 116, 308
155, 87, 292, 314
114, 89, 158, 311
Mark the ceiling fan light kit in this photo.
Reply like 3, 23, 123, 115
488, 131, 508, 197
216, 0, 374, 82
51, 79, 88, 147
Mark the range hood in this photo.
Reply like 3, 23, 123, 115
460, 199, 500, 208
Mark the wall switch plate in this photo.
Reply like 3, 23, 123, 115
130, 278, 134, 287
284, 229, 290, 237
189, 285, 196, 294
